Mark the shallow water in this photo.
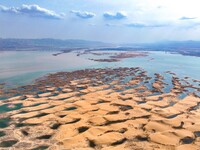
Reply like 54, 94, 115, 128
0, 50, 200, 88
0, 103, 22, 113
0, 118, 10, 128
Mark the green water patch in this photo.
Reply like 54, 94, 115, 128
0, 131, 6, 137
1, 70, 47, 89
0, 103, 22, 113
0, 96, 8, 101
37, 91, 46, 95
51, 93, 59, 97
194, 131, 200, 137
0, 118, 10, 128
32, 145, 49, 150
0, 140, 18, 147
15, 123, 37, 128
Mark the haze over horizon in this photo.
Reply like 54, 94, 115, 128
1, 0, 200, 43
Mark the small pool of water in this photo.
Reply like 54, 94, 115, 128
0, 103, 23, 113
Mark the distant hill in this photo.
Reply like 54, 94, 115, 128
1, 39, 200, 56
0, 38, 113, 51
141, 41, 200, 50
123, 41, 200, 49
120, 41, 200, 57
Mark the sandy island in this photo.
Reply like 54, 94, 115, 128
0, 67, 200, 150
77, 51, 148, 62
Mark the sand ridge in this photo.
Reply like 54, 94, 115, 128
0, 67, 199, 149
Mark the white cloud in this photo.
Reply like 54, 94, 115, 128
179, 16, 197, 20
103, 11, 127, 20
70, 10, 96, 19
105, 23, 119, 27
0, 4, 65, 19
125, 22, 168, 28
1, 0, 200, 43
0, 5, 19, 13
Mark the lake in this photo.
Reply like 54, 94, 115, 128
0, 50, 200, 88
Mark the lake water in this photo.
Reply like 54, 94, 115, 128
0, 50, 200, 88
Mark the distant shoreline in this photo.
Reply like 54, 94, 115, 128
1, 48, 199, 58
0, 38, 200, 57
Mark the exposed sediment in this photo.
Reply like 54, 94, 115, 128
0, 67, 200, 150
84, 51, 148, 62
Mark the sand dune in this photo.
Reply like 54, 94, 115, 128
0, 68, 200, 149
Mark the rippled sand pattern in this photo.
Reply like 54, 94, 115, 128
0, 68, 200, 150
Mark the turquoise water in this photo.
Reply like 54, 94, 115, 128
0, 50, 200, 88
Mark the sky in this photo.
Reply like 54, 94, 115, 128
0, 0, 200, 43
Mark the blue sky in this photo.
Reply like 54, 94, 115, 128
0, 0, 200, 43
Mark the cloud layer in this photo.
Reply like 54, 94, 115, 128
179, 16, 197, 20
1, 0, 200, 43
0, 4, 64, 19
126, 23, 167, 28
103, 12, 127, 20
70, 10, 96, 19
